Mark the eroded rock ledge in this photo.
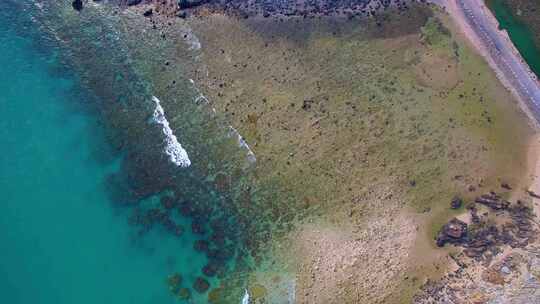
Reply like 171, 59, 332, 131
84, 0, 425, 19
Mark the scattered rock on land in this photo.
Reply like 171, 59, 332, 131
501, 183, 512, 190
436, 218, 467, 247
451, 197, 463, 209
474, 193, 509, 210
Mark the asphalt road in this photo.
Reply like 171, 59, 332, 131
432, 0, 540, 124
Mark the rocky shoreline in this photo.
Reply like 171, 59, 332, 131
76, 0, 425, 19
417, 185, 540, 302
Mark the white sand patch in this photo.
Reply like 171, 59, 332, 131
291, 213, 416, 303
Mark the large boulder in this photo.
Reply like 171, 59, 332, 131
177, 287, 191, 300
450, 197, 463, 209
167, 273, 182, 293
475, 193, 510, 210
436, 218, 467, 247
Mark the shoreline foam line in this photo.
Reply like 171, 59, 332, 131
152, 96, 191, 167
228, 126, 257, 164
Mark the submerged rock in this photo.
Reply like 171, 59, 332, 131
177, 287, 191, 300
193, 277, 210, 293
72, 0, 83, 11
173, 225, 184, 237
167, 273, 182, 293
208, 288, 223, 303
192, 219, 207, 235
450, 197, 463, 209
202, 262, 218, 277
160, 196, 176, 209
178, 202, 195, 216
194, 239, 209, 252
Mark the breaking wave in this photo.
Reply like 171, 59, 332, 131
241, 289, 250, 304
228, 126, 257, 164
152, 96, 191, 167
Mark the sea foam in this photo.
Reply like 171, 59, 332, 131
228, 126, 257, 164
152, 96, 191, 167
241, 289, 250, 304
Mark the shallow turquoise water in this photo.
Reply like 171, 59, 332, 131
0, 5, 212, 304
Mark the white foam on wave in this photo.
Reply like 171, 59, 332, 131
152, 96, 191, 167
229, 126, 257, 164
287, 280, 296, 304
33, 1, 44, 10
241, 289, 250, 304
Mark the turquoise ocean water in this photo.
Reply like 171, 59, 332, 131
0, 3, 213, 304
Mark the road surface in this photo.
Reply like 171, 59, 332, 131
429, 0, 540, 125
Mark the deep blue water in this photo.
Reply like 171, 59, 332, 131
0, 4, 213, 304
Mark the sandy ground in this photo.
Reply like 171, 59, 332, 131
289, 212, 418, 304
